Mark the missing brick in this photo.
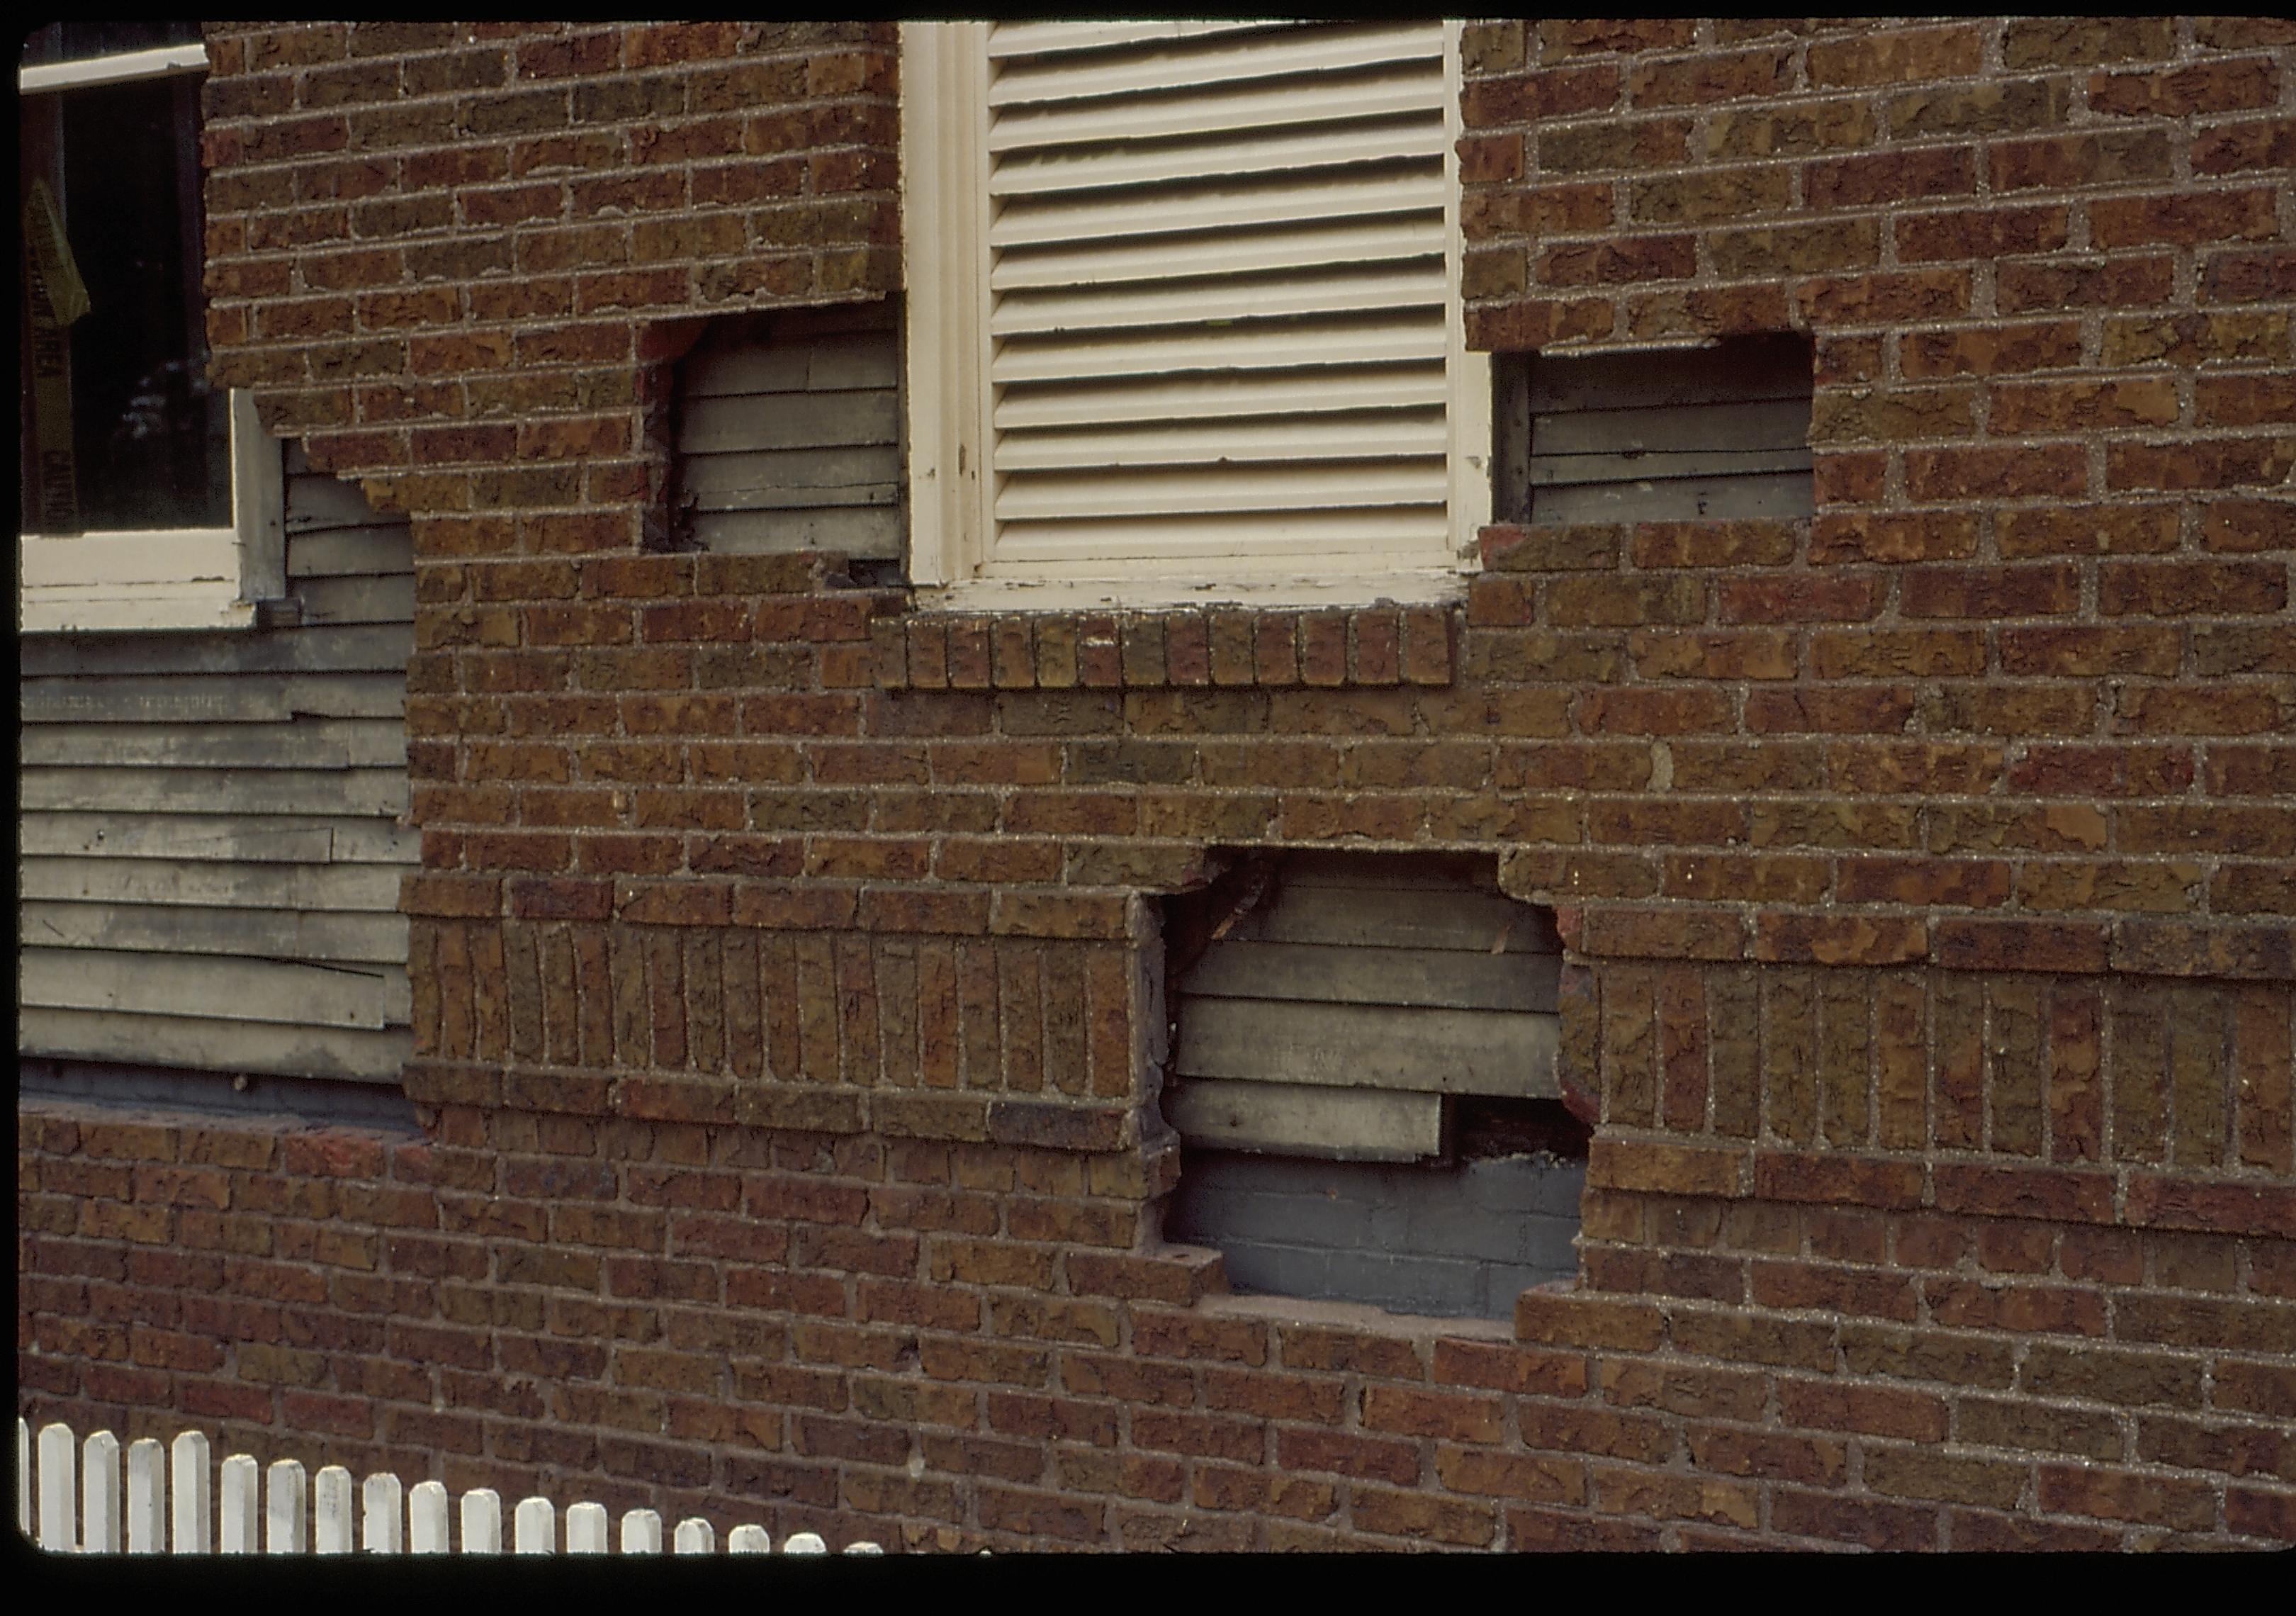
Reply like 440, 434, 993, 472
1494, 331, 1816, 527
1159, 849, 1582, 1320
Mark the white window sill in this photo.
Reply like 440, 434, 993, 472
919, 568, 1473, 615
18, 530, 259, 634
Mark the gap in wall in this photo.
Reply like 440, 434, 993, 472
1492, 330, 1816, 527
1159, 849, 1583, 1321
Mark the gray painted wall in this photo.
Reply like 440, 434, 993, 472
1167, 1147, 1585, 1322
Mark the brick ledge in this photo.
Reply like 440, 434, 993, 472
870, 604, 1458, 692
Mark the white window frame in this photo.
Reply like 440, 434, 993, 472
17, 40, 284, 635
900, 21, 1490, 612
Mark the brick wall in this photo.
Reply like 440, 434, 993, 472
16, 18, 2295, 1550
1458, 15, 2293, 967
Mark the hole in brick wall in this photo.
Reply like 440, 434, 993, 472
1453, 1093, 1590, 1163
1158, 849, 1582, 1321
1492, 332, 1815, 527
671, 298, 906, 574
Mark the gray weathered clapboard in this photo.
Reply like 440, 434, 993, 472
677, 302, 904, 559
1166, 851, 1560, 1162
16, 442, 416, 1084
1495, 335, 1814, 526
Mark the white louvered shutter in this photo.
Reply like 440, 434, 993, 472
907, 21, 1483, 601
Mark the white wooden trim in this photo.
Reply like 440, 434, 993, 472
21, 530, 241, 588
1444, 19, 1494, 571
18, 43, 208, 94
900, 21, 991, 589
18, 585, 258, 635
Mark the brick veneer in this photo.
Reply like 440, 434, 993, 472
16, 18, 2295, 1550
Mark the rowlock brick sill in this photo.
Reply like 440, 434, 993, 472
869, 603, 1459, 692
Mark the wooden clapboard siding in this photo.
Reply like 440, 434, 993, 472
1179, 940, 1562, 1014
1497, 333, 1815, 526
16, 1011, 412, 1086
1164, 1080, 1442, 1162
678, 302, 904, 560
19, 948, 407, 1030
18, 671, 406, 723
1169, 852, 1561, 1160
1174, 998, 1560, 1096
16, 442, 417, 1084
18, 717, 408, 769
21, 812, 415, 864
20, 902, 406, 964
21, 857, 405, 912
21, 765, 407, 817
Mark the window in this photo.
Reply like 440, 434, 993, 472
18, 23, 283, 634
901, 21, 1490, 610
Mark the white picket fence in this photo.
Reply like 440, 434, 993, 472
18, 1418, 883, 1556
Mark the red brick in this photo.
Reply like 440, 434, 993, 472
1772, 1488, 1939, 1550
1274, 1428, 1420, 1488
1779, 1378, 1948, 1442
1752, 1151, 1925, 1211
2037, 1465, 2217, 1531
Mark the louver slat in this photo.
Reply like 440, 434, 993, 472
991, 512, 1450, 564
972, 21, 1459, 584
996, 370, 1448, 432
987, 24, 1437, 106
990, 73, 1437, 152
991, 266, 1442, 337
989, 117, 1448, 196
994, 416, 1446, 473
991, 216, 1434, 291
996, 462, 1449, 522
988, 171, 1444, 249
991, 320, 1444, 385
986, 21, 1274, 60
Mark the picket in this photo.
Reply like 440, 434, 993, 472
514, 1496, 553, 1554
19, 1418, 888, 1557
128, 1439, 164, 1554
219, 1454, 259, 1553
566, 1500, 609, 1554
364, 1471, 403, 1552
266, 1459, 306, 1554
84, 1432, 120, 1554
171, 1432, 210, 1554
38, 1423, 73, 1551
461, 1488, 502, 1554
408, 1478, 450, 1553
621, 1508, 663, 1554
314, 1466, 354, 1554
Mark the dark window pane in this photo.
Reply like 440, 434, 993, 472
20, 22, 207, 67
30, 73, 230, 531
